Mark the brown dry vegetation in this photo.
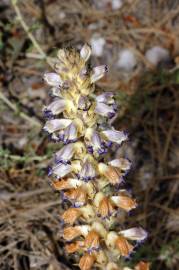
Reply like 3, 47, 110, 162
0, 1, 179, 270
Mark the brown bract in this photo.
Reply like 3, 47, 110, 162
84, 230, 100, 251
62, 208, 81, 224
79, 253, 95, 270
115, 236, 134, 257
98, 197, 115, 218
63, 227, 81, 241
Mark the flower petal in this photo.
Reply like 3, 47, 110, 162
120, 227, 148, 241
63, 123, 78, 143
79, 161, 96, 181
108, 158, 131, 171
43, 99, 66, 117
44, 72, 63, 86
101, 130, 128, 144
52, 163, 71, 178
80, 44, 91, 62
91, 65, 108, 83
96, 92, 114, 103
95, 103, 116, 118
43, 119, 72, 133
55, 143, 75, 164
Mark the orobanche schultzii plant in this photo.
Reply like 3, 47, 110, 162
43, 44, 148, 270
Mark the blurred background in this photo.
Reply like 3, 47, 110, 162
0, 0, 179, 269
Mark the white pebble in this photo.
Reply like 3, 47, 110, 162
145, 46, 170, 66
117, 49, 137, 71
112, 0, 123, 10
90, 35, 106, 57
59, 12, 66, 19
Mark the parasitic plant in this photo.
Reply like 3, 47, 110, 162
43, 44, 148, 270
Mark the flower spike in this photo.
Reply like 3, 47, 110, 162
43, 45, 148, 269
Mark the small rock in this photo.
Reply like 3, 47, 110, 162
90, 35, 106, 57
145, 46, 170, 66
117, 49, 137, 71
112, 0, 123, 10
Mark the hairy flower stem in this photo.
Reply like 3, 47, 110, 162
43, 44, 148, 270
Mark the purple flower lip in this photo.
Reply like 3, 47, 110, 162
82, 176, 95, 182
47, 167, 53, 176
73, 202, 85, 208
87, 246, 100, 254
104, 65, 108, 72
58, 134, 65, 140
98, 147, 108, 155
108, 112, 116, 119
112, 103, 118, 111
76, 174, 95, 182
63, 138, 77, 144
87, 146, 93, 154
55, 158, 71, 165
43, 109, 54, 119
102, 141, 113, 148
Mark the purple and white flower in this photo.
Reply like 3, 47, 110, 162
55, 143, 75, 164
78, 96, 91, 111
95, 91, 117, 119
77, 161, 96, 182
44, 72, 63, 87
108, 158, 131, 171
43, 98, 66, 118
50, 87, 62, 97
43, 119, 72, 134
96, 92, 114, 104
80, 44, 91, 62
85, 128, 111, 155
50, 163, 71, 178
95, 103, 116, 119
101, 129, 128, 145
91, 65, 108, 83
63, 123, 78, 144
119, 227, 148, 242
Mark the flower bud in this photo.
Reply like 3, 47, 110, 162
91, 65, 108, 83
80, 44, 91, 62
44, 72, 63, 86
